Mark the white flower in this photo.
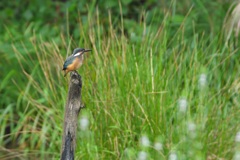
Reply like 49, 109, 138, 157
199, 73, 207, 88
169, 152, 177, 160
80, 117, 89, 130
233, 151, 240, 160
178, 98, 188, 113
187, 122, 196, 132
154, 142, 163, 151
137, 151, 148, 160
187, 122, 197, 138
140, 135, 150, 147
235, 132, 240, 142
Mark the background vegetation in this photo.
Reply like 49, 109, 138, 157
0, 0, 240, 159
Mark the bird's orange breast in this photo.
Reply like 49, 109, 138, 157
66, 57, 82, 71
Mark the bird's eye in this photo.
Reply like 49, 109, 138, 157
74, 52, 81, 57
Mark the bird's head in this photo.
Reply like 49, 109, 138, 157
72, 48, 91, 57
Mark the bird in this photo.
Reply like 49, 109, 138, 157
62, 48, 91, 77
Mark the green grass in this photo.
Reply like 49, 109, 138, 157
1, 5, 240, 160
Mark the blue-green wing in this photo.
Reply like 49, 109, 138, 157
63, 56, 75, 70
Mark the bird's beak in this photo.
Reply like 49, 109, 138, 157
84, 49, 91, 53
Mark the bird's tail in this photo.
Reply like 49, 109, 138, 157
63, 70, 68, 77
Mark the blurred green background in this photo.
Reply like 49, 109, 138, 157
1, 0, 240, 159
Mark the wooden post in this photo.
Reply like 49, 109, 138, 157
61, 71, 84, 160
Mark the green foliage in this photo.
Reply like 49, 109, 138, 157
0, 0, 240, 159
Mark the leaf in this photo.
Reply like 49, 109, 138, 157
0, 70, 15, 91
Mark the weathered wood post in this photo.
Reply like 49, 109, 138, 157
61, 71, 84, 160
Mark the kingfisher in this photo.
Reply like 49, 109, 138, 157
62, 48, 91, 77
